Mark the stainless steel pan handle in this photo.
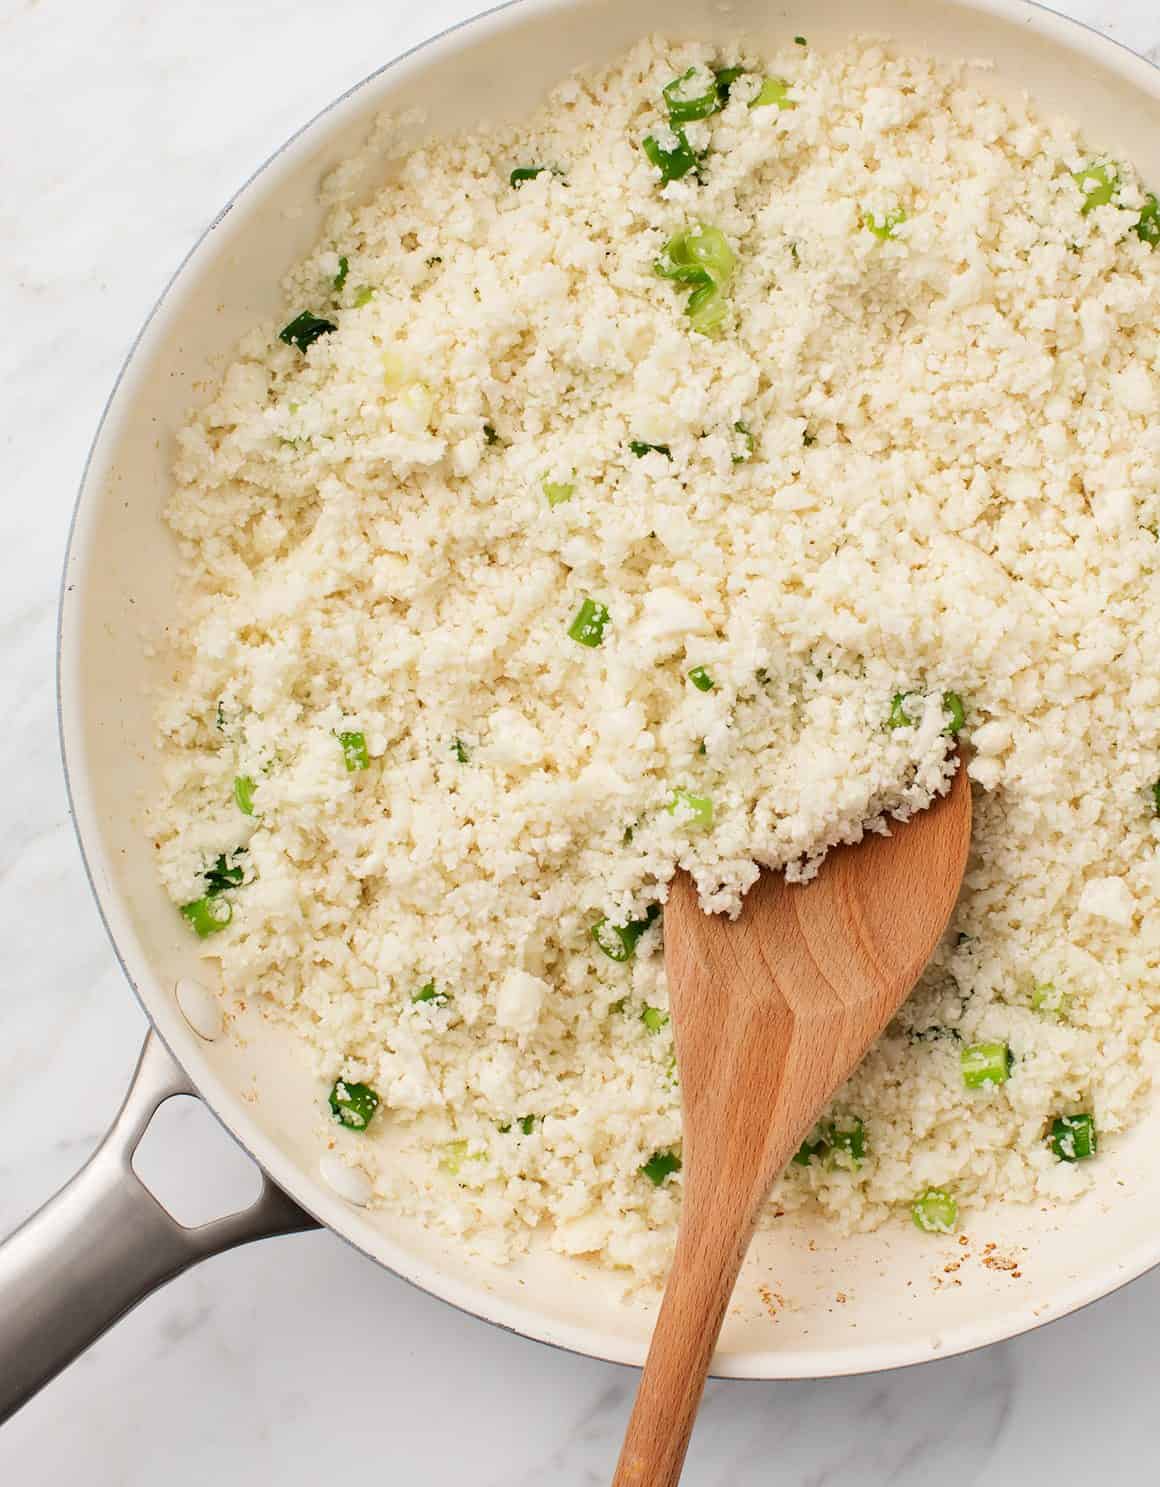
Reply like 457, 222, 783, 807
0, 1032, 318, 1423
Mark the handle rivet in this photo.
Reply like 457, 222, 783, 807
319, 1154, 372, 1206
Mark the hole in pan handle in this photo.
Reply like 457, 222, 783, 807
0, 1031, 318, 1423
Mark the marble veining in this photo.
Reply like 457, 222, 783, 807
2, 1, 1160, 1481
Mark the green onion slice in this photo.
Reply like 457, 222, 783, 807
641, 1005, 669, 1034
333, 255, 349, 291
1152, 779, 1160, 817
452, 737, 470, 764
592, 905, 660, 962
827, 1116, 866, 1170
656, 223, 735, 285
354, 286, 375, 307
203, 853, 245, 895
751, 76, 795, 109
642, 130, 700, 184
483, 423, 499, 445
1050, 1113, 1096, 1161
793, 1118, 865, 1168
279, 311, 338, 351
1136, 193, 1160, 245
1072, 162, 1118, 214
887, 691, 918, 729
863, 208, 907, 240
510, 165, 546, 187
961, 1041, 1013, 1088
912, 1188, 958, 1234
688, 666, 714, 692
655, 224, 735, 337
667, 788, 714, 829
413, 981, 449, 1005
543, 479, 575, 507
233, 775, 256, 816
732, 420, 755, 462
663, 65, 720, 124
641, 1148, 681, 1185
568, 598, 610, 647
328, 1078, 380, 1132
180, 895, 232, 938
1032, 982, 1070, 1018
687, 281, 729, 336
338, 730, 370, 771
629, 440, 672, 459
943, 691, 966, 737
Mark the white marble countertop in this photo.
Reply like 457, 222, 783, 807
3, 1, 1160, 1480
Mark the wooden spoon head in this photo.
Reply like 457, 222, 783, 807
664, 759, 972, 1190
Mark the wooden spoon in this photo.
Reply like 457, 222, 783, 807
612, 760, 972, 1486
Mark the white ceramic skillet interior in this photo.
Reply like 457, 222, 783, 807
60, 0, 1160, 1379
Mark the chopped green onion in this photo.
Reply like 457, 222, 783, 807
887, 691, 917, 729
440, 1139, 482, 1175
1072, 162, 1118, 214
483, 423, 499, 445
943, 691, 966, 737
215, 701, 227, 733
642, 129, 700, 184
655, 223, 735, 338
687, 281, 729, 336
1151, 779, 1160, 817
592, 904, 660, 962
662, 65, 721, 124
543, 478, 575, 507
793, 1119, 865, 1169
714, 65, 745, 103
452, 737, 470, 763
641, 1148, 681, 1185
688, 666, 714, 692
180, 895, 232, 938
629, 440, 671, 459
802, 429, 815, 446
827, 1116, 866, 1170
667, 788, 714, 829
328, 1078, 380, 1131
641, 1005, 669, 1034
1032, 982, 1070, 1018
792, 1133, 827, 1166
912, 1188, 958, 1234
412, 980, 449, 1005
794, 35, 808, 46
732, 420, 755, 463
333, 255, 349, 291
338, 730, 370, 771
863, 208, 907, 240
518, 1114, 536, 1135
353, 286, 375, 307
233, 775, 256, 816
1135, 193, 1160, 245
656, 223, 735, 285
203, 852, 245, 895
279, 311, 337, 351
568, 597, 610, 647
961, 1040, 1013, 1088
1050, 1113, 1096, 1162
510, 165, 546, 187
751, 76, 795, 109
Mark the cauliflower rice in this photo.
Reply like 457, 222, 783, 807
153, 36, 1160, 1281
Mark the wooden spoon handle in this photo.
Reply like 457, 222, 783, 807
612, 1201, 753, 1487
